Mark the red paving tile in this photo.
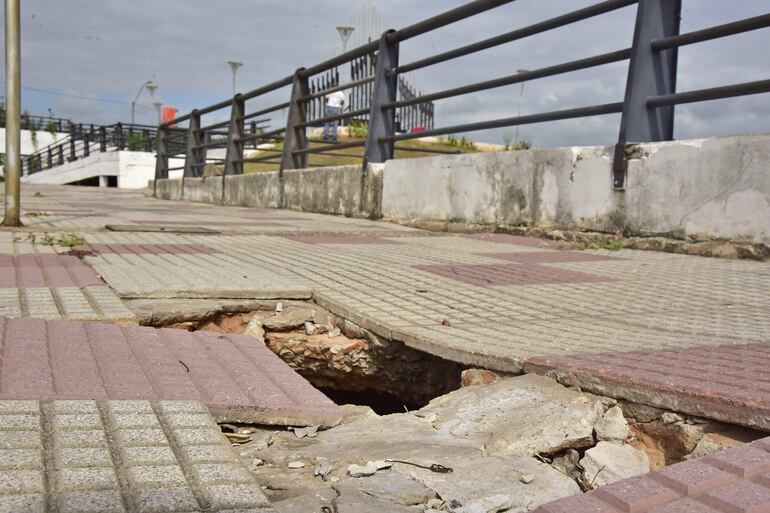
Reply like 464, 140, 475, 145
78, 243, 217, 255
0, 317, 342, 427
414, 262, 612, 287
0, 253, 104, 288
282, 235, 400, 245
524, 343, 770, 430
535, 437, 770, 513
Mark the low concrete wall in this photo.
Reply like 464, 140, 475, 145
152, 134, 769, 243
154, 164, 382, 217
382, 134, 770, 243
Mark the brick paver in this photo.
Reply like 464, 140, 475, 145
534, 436, 770, 513
0, 399, 275, 512
3, 184, 769, 430
0, 317, 342, 427
524, 343, 770, 429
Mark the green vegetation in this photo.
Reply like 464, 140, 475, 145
502, 135, 532, 151
243, 134, 483, 174
577, 238, 623, 251
14, 232, 87, 248
33, 191, 44, 197
441, 134, 478, 151
128, 131, 153, 151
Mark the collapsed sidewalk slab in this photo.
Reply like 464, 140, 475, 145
0, 317, 342, 427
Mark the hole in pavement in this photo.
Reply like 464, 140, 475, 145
143, 302, 464, 413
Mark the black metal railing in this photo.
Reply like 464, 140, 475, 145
0, 112, 74, 133
157, 0, 770, 191
21, 118, 270, 177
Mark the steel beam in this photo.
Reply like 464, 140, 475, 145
613, 0, 681, 189
224, 94, 245, 176
363, 31, 400, 165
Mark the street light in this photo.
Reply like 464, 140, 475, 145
153, 102, 162, 126
336, 26, 355, 54
131, 81, 156, 125
227, 61, 243, 96
515, 69, 530, 144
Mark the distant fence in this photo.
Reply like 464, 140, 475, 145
156, 0, 770, 191
20, 119, 269, 177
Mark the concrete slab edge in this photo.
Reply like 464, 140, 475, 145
523, 362, 770, 431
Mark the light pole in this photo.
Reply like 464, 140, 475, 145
227, 61, 243, 96
514, 68, 530, 144
2, 0, 21, 227
336, 26, 355, 54
153, 102, 162, 126
131, 81, 156, 125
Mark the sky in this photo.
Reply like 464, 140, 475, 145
1, 0, 768, 148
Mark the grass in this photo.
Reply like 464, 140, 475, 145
14, 232, 86, 248
242, 135, 483, 174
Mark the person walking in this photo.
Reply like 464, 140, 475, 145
322, 90, 346, 142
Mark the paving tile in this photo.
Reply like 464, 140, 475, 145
0, 400, 276, 513
0, 317, 341, 427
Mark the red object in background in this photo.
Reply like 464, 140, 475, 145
411, 126, 426, 132
162, 107, 178, 126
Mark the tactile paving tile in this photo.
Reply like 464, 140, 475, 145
414, 262, 613, 287
282, 234, 400, 245
482, 251, 622, 264
0, 400, 276, 513
78, 244, 217, 255
525, 343, 770, 429
0, 254, 103, 288
534, 437, 770, 513
0, 317, 342, 427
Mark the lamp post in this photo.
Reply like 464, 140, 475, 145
227, 61, 243, 96
2, 0, 21, 227
153, 102, 162, 126
131, 81, 156, 125
514, 69, 530, 144
336, 26, 355, 54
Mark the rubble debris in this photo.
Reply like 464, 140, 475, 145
579, 441, 650, 488
459, 368, 504, 387
594, 405, 629, 442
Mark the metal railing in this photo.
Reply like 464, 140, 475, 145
21, 119, 271, 177
0, 112, 73, 133
157, 0, 770, 192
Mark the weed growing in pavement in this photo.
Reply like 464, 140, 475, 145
13, 232, 86, 248
24, 211, 52, 217
33, 191, 44, 197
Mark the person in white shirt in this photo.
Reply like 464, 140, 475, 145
323, 90, 346, 142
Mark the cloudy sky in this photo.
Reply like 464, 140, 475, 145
1, 0, 768, 147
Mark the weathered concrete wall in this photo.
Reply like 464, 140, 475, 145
154, 164, 381, 217
382, 134, 770, 243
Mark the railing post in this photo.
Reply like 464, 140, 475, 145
58, 144, 64, 165
613, 0, 681, 189
83, 131, 90, 158
363, 30, 400, 166
47, 147, 52, 169
281, 69, 310, 173
224, 94, 245, 176
143, 129, 151, 152
99, 126, 107, 152
115, 123, 125, 150
183, 111, 204, 178
154, 125, 170, 183
69, 129, 77, 162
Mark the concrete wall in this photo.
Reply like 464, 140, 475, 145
152, 134, 769, 243
21, 151, 159, 189
154, 164, 382, 216
382, 134, 770, 243
0, 128, 68, 156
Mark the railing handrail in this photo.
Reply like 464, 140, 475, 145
154, 0, 768, 194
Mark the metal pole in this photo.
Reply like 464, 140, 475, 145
2, 0, 21, 227
514, 68, 530, 144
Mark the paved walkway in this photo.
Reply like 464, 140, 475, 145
536, 436, 770, 513
0, 399, 274, 512
3, 184, 770, 430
